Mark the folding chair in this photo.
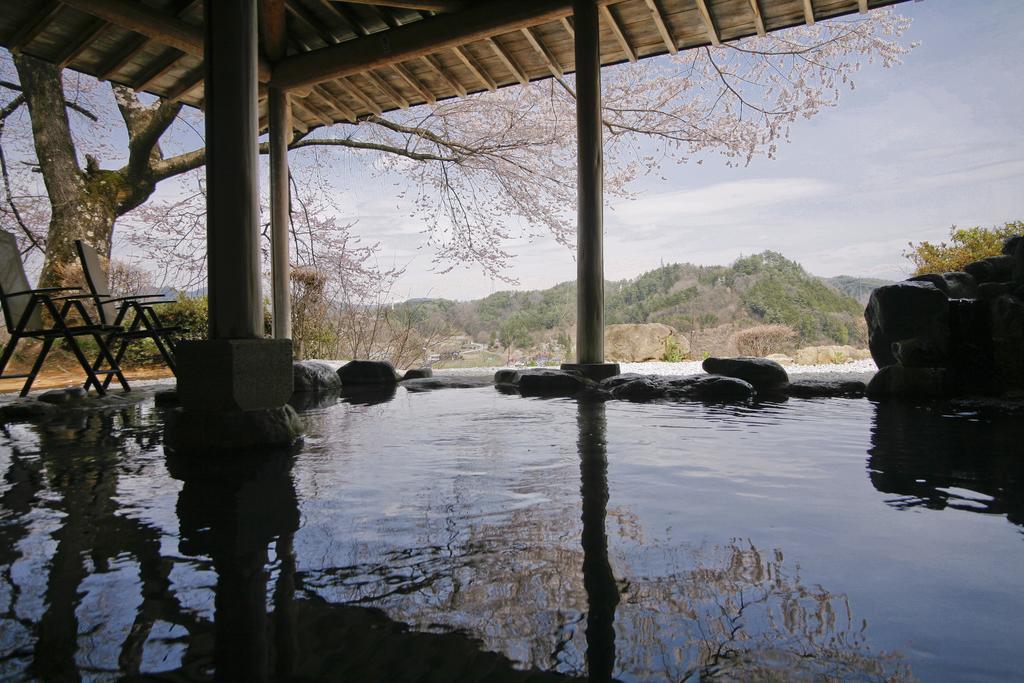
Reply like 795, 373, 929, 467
75, 240, 180, 389
0, 232, 128, 397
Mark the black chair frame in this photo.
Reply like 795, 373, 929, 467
75, 240, 180, 391
0, 287, 128, 397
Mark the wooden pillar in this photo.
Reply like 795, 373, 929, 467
268, 87, 292, 340
574, 0, 604, 364
204, 0, 262, 339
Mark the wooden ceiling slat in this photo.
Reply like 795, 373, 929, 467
56, 18, 110, 67
365, 70, 410, 108
858, 0, 868, 11
392, 63, 437, 103
560, 16, 575, 38
643, 0, 678, 53
311, 84, 358, 122
451, 45, 496, 91
747, 0, 767, 35
286, 0, 340, 47
336, 76, 383, 115
485, 36, 528, 86
600, 4, 637, 62
164, 64, 204, 102
421, 54, 467, 97
694, 0, 721, 46
293, 96, 334, 126
521, 27, 563, 78
803, 0, 816, 24
341, 1, 466, 11
132, 49, 184, 91
7, 0, 63, 51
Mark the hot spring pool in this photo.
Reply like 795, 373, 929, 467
0, 386, 1022, 681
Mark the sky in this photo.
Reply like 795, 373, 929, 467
326, 0, 1024, 302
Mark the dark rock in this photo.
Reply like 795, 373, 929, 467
517, 369, 593, 397
950, 396, 1024, 415
289, 391, 339, 412
978, 282, 1013, 300
786, 379, 867, 398
0, 400, 59, 422
1003, 235, 1023, 256
607, 375, 669, 401
337, 360, 399, 385
154, 388, 180, 407
339, 384, 397, 406
402, 367, 433, 380
670, 374, 756, 401
401, 376, 492, 392
963, 255, 1015, 284
908, 272, 978, 299
865, 281, 950, 368
947, 298, 995, 394
164, 405, 304, 453
293, 361, 343, 393
494, 369, 521, 386
989, 294, 1024, 393
702, 356, 789, 389
38, 387, 86, 404
891, 338, 948, 368
866, 365, 949, 399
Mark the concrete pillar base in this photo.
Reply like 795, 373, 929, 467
164, 404, 304, 454
561, 362, 621, 382
176, 339, 293, 412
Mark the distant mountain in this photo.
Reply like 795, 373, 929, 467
400, 251, 871, 347
822, 275, 895, 305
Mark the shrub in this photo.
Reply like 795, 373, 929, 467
159, 295, 208, 342
731, 324, 798, 357
904, 221, 1022, 275
662, 336, 686, 362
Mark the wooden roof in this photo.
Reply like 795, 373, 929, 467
0, 0, 909, 135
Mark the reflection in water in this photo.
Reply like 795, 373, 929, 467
11, 388, 1017, 679
869, 401, 1024, 528
577, 400, 619, 681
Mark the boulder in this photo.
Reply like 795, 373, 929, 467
866, 365, 948, 399
1003, 235, 1023, 256
337, 360, 399, 385
978, 282, 1014, 300
668, 374, 756, 401
865, 281, 950, 368
402, 367, 433, 380
891, 338, 948, 368
604, 323, 688, 362
164, 405, 304, 453
702, 356, 789, 389
154, 388, 180, 407
401, 376, 492, 392
607, 375, 669, 401
293, 360, 343, 393
908, 271, 978, 299
963, 255, 1015, 284
989, 293, 1024, 393
786, 379, 867, 398
38, 387, 86, 405
493, 369, 520, 386
516, 369, 593, 397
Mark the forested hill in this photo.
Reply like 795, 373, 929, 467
823, 275, 895, 304
403, 251, 871, 346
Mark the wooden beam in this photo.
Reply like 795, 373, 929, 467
291, 96, 333, 126
521, 27, 563, 78
599, 4, 636, 63
451, 46, 496, 91
132, 50, 184, 91
643, 0, 676, 55
335, 76, 382, 115
365, 70, 410, 109
422, 54, 467, 97
334, 4, 372, 36
391, 63, 437, 103
339, 0, 465, 11
60, 0, 272, 81
8, 0, 63, 51
260, 0, 288, 60
858, 0, 869, 11
747, 0, 766, 37
694, 0, 720, 47
164, 65, 204, 101
802, 0, 815, 25
95, 0, 200, 81
560, 16, 575, 39
485, 37, 528, 86
56, 18, 110, 67
272, 0, 580, 91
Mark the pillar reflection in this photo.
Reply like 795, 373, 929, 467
577, 398, 619, 681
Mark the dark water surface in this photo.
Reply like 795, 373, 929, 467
1, 387, 1022, 681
